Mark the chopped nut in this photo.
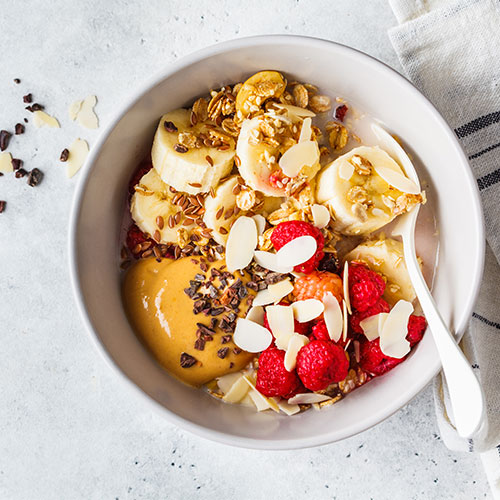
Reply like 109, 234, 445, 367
178, 132, 198, 149
309, 94, 331, 113
192, 97, 208, 122
328, 123, 349, 151
347, 185, 368, 204
258, 227, 274, 251
292, 84, 309, 108
176, 227, 189, 248
349, 155, 372, 175
236, 188, 258, 211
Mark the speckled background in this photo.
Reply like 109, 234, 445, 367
0, 1, 491, 499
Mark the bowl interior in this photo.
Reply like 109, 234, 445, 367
71, 37, 483, 449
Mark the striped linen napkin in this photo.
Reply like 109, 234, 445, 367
388, 0, 500, 497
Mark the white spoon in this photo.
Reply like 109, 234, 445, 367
372, 123, 485, 438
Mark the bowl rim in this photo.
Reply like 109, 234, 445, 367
69, 34, 485, 450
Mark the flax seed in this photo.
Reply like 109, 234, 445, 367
141, 241, 152, 251
153, 246, 162, 260
156, 216, 164, 230
174, 212, 181, 224
210, 187, 215, 198
174, 246, 181, 259
189, 182, 202, 188
133, 244, 142, 254
153, 230, 161, 243
183, 218, 195, 226
224, 208, 234, 220
232, 183, 241, 195
196, 193, 205, 205
219, 227, 228, 235
142, 249, 153, 258
234, 155, 241, 167
168, 214, 175, 228
169, 186, 177, 193
206, 155, 213, 166
216, 207, 224, 220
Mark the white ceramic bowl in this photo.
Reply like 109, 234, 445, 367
69, 35, 484, 449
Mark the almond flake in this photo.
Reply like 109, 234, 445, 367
292, 299, 324, 322
246, 305, 265, 325
275, 103, 316, 118
76, 95, 99, 129
66, 138, 89, 178
266, 304, 294, 339
374, 165, 420, 195
323, 292, 342, 342
288, 393, 331, 405
0, 152, 13, 173
379, 299, 413, 358
275, 331, 294, 351
254, 250, 293, 274
284, 333, 309, 371
342, 261, 352, 314
311, 203, 330, 229
276, 399, 300, 416
33, 110, 60, 128
68, 99, 83, 120
359, 312, 389, 341
298, 117, 312, 143
217, 372, 242, 393
252, 278, 294, 306
338, 161, 355, 181
279, 141, 319, 178
233, 318, 272, 353
342, 300, 348, 342
226, 216, 258, 272
276, 235, 317, 268
252, 214, 266, 235
243, 376, 279, 412
223, 375, 250, 403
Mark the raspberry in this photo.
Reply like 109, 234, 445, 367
349, 298, 390, 334
256, 346, 302, 398
293, 271, 343, 303
358, 338, 403, 376
310, 320, 349, 347
407, 315, 427, 347
268, 169, 292, 190
128, 160, 153, 196
271, 221, 324, 273
296, 340, 349, 391
345, 261, 385, 312
126, 224, 153, 255
263, 313, 311, 338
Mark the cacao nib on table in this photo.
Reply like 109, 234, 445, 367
0, 130, 12, 151
27, 168, 43, 187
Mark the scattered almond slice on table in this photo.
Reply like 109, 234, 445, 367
33, 110, 60, 128
69, 95, 99, 129
0, 152, 13, 173
65, 139, 89, 178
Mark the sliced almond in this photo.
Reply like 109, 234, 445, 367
342, 300, 348, 342
275, 331, 294, 351
223, 375, 250, 403
68, 99, 83, 120
292, 299, 324, 322
379, 299, 413, 358
288, 393, 331, 405
217, 372, 242, 394
311, 203, 330, 229
246, 305, 265, 325
275, 103, 316, 118
254, 250, 293, 274
284, 333, 309, 371
233, 318, 272, 353
76, 95, 99, 129
374, 165, 420, 195
226, 216, 258, 272
0, 152, 13, 173
276, 235, 317, 268
359, 312, 389, 341
252, 278, 294, 306
66, 138, 89, 178
33, 110, 60, 128
266, 304, 294, 339
338, 161, 355, 181
276, 399, 300, 416
252, 214, 266, 235
279, 141, 319, 178
323, 292, 342, 342
343, 261, 352, 314
298, 117, 312, 143
243, 376, 280, 412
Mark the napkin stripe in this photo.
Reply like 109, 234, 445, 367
476, 168, 500, 191
455, 111, 500, 138
472, 312, 500, 330
469, 141, 500, 161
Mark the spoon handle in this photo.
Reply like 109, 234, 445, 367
401, 225, 485, 438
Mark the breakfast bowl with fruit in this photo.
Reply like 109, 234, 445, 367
70, 36, 484, 448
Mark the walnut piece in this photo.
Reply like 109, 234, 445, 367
328, 123, 349, 151
349, 155, 372, 175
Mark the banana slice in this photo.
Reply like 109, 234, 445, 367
151, 109, 235, 195
203, 176, 241, 245
345, 237, 416, 305
131, 168, 193, 243
236, 70, 286, 118
236, 113, 321, 196
316, 146, 423, 235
